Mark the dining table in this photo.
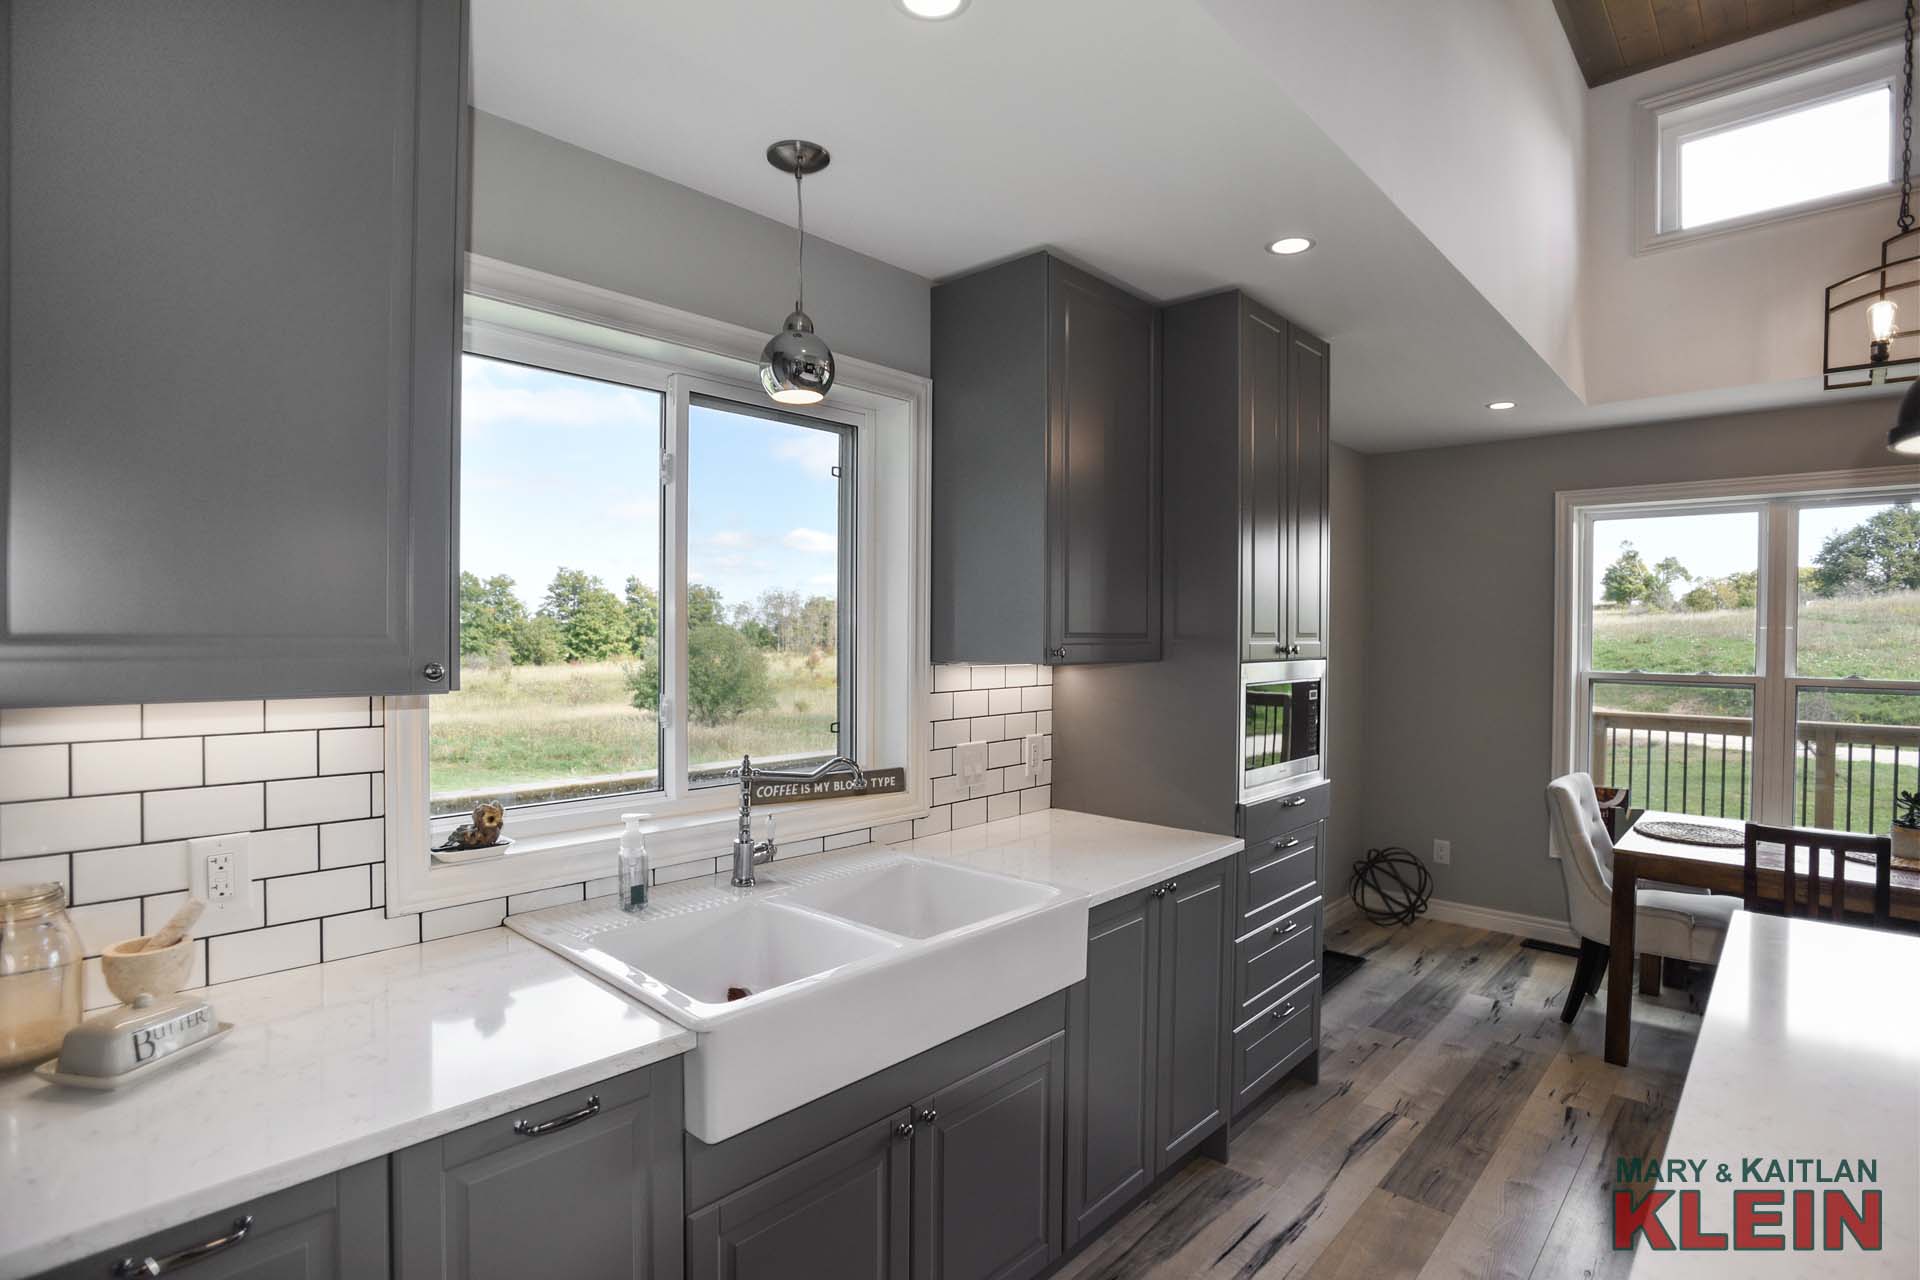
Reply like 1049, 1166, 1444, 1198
1605, 809, 1920, 1066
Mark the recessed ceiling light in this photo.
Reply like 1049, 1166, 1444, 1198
1266, 236, 1314, 256
897, 0, 969, 18
1486, 401, 1517, 411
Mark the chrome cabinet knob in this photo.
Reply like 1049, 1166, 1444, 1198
1050, 646, 1068, 660
919, 1108, 938, 1124
895, 1121, 915, 1139
422, 661, 447, 681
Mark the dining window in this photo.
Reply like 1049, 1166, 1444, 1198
1559, 475, 1919, 836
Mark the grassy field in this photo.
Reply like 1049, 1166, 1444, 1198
430, 652, 838, 806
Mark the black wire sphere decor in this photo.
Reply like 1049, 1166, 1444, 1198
1348, 846, 1433, 927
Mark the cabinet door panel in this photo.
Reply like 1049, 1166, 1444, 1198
1239, 305, 1289, 661
1064, 891, 1158, 1244
912, 1034, 1065, 1280
1286, 329, 1330, 659
688, 1114, 911, 1280
0, 0, 462, 704
1047, 261, 1161, 664
1155, 863, 1230, 1169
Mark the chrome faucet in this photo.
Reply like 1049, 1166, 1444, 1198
729, 754, 867, 886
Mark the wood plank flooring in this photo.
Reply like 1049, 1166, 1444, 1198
1055, 901, 1708, 1280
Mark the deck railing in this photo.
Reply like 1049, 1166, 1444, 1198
1590, 709, 1919, 834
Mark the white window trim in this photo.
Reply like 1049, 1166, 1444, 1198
1550, 464, 1919, 854
1636, 25, 1905, 253
385, 255, 932, 915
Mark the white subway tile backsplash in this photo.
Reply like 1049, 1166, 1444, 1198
370, 864, 384, 908
932, 720, 971, 751
1020, 786, 1052, 814
421, 897, 505, 942
1036, 710, 1053, 733
142, 701, 265, 738
933, 666, 972, 693
950, 798, 988, 830
927, 692, 954, 721
507, 884, 584, 914
654, 857, 719, 886
969, 715, 1005, 742
824, 828, 870, 852
144, 783, 262, 843
968, 665, 1006, 689
264, 698, 372, 732
987, 793, 1020, 823
873, 820, 915, 845
370, 773, 385, 818
73, 842, 188, 904
266, 866, 371, 924
1021, 686, 1052, 712
323, 908, 420, 962
987, 739, 1023, 769
987, 687, 1023, 716
1, 794, 142, 857
0, 745, 67, 803
266, 775, 369, 828
319, 818, 383, 869
0, 705, 141, 747
208, 921, 319, 983
932, 775, 968, 807
0, 852, 70, 895
204, 730, 316, 784
71, 738, 202, 796
1038, 666, 1053, 686
1002, 665, 1039, 688
929, 749, 954, 779
913, 807, 951, 839
951, 690, 989, 718
250, 826, 319, 879
318, 727, 383, 775
1001, 712, 1036, 739
67, 898, 142, 955
143, 885, 264, 937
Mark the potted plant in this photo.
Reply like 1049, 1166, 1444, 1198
1896, 789, 1920, 869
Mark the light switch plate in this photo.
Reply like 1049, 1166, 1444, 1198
1022, 734, 1044, 783
189, 832, 253, 931
955, 741, 988, 790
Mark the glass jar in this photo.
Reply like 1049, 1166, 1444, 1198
0, 883, 84, 1069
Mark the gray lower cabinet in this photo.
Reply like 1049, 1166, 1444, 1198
685, 997, 1067, 1280
38, 1160, 389, 1280
0, 0, 465, 705
686, 1112, 913, 1280
393, 1063, 685, 1280
1065, 857, 1232, 1244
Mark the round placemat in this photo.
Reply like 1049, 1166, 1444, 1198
1635, 819, 1742, 847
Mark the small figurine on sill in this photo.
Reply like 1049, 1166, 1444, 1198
433, 801, 506, 853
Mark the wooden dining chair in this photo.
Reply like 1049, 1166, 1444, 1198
1742, 823, 1894, 927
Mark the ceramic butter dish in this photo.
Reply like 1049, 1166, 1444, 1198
56, 993, 217, 1077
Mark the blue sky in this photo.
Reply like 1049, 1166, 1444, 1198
460, 356, 839, 616
1589, 503, 1896, 603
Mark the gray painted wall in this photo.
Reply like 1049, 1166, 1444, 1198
1360, 396, 1913, 923
470, 111, 932, 377
1327, 444, 1369, 880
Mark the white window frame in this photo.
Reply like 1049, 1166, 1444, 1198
385, 256, 931, 914
1551, 466, 1920, 847
1638, 26, 1905, 252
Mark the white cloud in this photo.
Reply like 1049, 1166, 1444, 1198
773, 431, 841, 474
461, 360, 656, 432
783, 527, 837, 554
704, 530, 759, 550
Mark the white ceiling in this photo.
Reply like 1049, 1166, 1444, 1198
470, 0, 1893, 452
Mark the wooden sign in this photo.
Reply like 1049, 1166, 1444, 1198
748, 767, 907, 806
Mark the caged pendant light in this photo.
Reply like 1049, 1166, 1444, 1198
1822, 1, 1920, 454
759, 140, 836, 406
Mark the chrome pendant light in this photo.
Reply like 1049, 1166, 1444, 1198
759, 140, 835, 406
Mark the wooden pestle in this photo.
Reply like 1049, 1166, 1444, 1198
144, 897, 205, 950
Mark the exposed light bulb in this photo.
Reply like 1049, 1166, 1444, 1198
1486, 401, 1517, 411
1870, 297, 1900, 364
1267, 237, 1314, 256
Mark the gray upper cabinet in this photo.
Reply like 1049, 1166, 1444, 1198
0, 0, 465, 706
39, 1159, 389, 1280
394, 1063, 685, 1280
932, 252, 1161, 666
1284, 328, 1331, 661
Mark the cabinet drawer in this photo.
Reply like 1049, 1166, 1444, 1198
1238, 783, 1329, 845
1235, 896, 1319, 1017
1239, 823, 1319, 929
1232, 976, 1318, 1111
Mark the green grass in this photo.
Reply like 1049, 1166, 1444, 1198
429, 652, 839, 805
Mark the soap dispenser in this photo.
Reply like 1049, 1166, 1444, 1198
617, 814, 651, 913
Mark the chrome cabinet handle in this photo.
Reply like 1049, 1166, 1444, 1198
895, 1120, 915, 1139
115, 1217, 253, 1276
513, 1095, 600, 1138
1273, 918, 1299, 936
919, 1107, 938, 1124
1272, 836, 1301, 850
1150, 886, 1166, 898
1281, 796, 1307, 808
1164, 881, 1178, 894
1271, 1001, 1297, 1021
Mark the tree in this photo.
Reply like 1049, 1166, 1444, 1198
457, 572, 527, 658
1680, 584, 1720, 612
1601, 543, 1653, 606
1810, 504, 1920, 596
509, 614, 563, 665
561, 586, 631, 662
624, 577, 659, 652
626, 621, 773, 725
688, 583, 725, 627
541, 567, 598, 627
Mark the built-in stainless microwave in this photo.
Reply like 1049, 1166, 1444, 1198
1241, 660, 1324, 799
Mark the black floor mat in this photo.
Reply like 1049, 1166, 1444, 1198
1321, 949, 1365, 995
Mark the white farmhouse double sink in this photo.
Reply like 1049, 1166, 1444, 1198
507, 850, 1088, 1143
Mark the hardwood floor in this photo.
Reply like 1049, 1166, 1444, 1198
1055, 901, 1709, 1280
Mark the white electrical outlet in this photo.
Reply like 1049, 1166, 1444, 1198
1023, 733, 1044, 781
955, 741, 988, 790
1433, 838, 1452, 865
189, 832, 254, 930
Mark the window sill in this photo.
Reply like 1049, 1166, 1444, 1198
1638, 183, 1896, 256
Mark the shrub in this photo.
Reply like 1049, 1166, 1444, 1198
510, 615, 564, 666
625, 623, 775, 726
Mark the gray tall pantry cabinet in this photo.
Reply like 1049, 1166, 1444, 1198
931, 252, 1162, 666
0, 0, 465, 705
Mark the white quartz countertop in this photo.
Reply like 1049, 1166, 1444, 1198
1631, 912, 1920, 1277
0, 929, 694, 1280
895, 808, 1244, 906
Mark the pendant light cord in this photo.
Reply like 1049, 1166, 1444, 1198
794, 169, 807, 312
1903, 0, 1915, 232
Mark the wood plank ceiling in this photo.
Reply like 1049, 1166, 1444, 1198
1552, 0, 1875, 85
